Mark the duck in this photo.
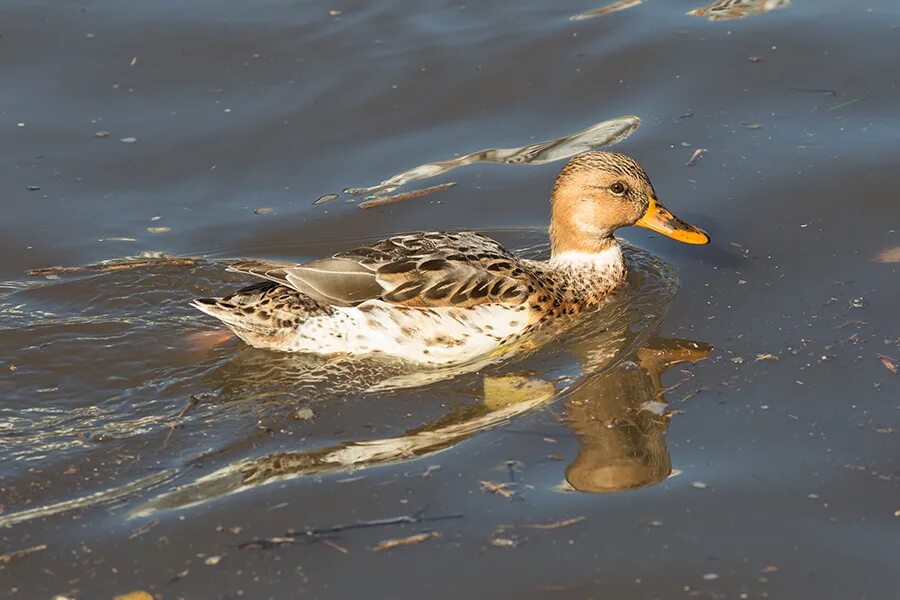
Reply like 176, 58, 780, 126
193, 151, 708, 365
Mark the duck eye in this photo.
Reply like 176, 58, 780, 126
609, 182, 628, 196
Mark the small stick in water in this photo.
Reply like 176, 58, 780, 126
370, 531, 441, 552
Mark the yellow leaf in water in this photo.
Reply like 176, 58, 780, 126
874, 247, 900, 263
878, 355, 897, 375
114, 592, 154, 600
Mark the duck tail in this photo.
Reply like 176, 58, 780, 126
192, 281, 334, 342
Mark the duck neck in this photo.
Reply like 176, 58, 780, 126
547, 177, 626, 280
548, 237, 624, 273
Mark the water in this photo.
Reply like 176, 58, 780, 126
2, 1, 898, 598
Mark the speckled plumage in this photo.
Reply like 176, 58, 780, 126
193, 151, 707, 364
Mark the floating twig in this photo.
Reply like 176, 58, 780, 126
829, 96, 868, 111
177, 394, 203, 419
522, 516, 586, 530
370, 531, 441, 552
239, 511, 463, 550
788, 87, 838, 96
0, 544, 48, 564
321, 539, 349, 554
128, 520, 159, 540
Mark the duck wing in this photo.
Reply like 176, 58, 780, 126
228, 231, 536, 308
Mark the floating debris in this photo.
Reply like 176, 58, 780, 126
113, 591, 153, 600
293, 407, 315, 421
877, 354, 897, 375
789, 87, 837, 97
829, 96, 868, 112
120, 136, 138, 143
536, 585, 582, 593
253, 207, 273, 215
702, 573, 720, 581
94, 130, 110, 138
490, 537, 518, 549
25, 185, 40, 191
742, 123, 764, 130
571, 0, 643, 21
99, 237, 138, 242
147, 226, 171, 233
691, 481, 708, 489
0, 544, 47, 564
873, 247, 900, 263
204, 555, 222, 566
686, 148, 708, 167
480, 480, 518, 499
129, 56, 138, 66
239, 512, 462, 551
522, 516, 586, 530
370, 531, 441, 552
128, 520, 159, 540
313, 193, 340, 205
359, 182, 457, 209
755, 353, 778, 361
688, 0, 791, 21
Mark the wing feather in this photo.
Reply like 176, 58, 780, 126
229, 232, 535, 309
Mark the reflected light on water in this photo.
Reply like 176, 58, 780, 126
341, 115, 640, 200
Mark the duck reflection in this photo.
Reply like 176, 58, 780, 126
561, 337, 711, 493
688, 0, 791, 21
132, 335, 710, 517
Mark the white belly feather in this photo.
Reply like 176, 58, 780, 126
282, 301, 531, 365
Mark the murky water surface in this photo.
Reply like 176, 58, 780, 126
2, 1, 898, 597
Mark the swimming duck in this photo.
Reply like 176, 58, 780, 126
193, 151, 708, 364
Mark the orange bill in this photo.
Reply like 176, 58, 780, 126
636, 195, 709, 245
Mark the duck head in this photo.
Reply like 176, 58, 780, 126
549, 151, 709, 255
